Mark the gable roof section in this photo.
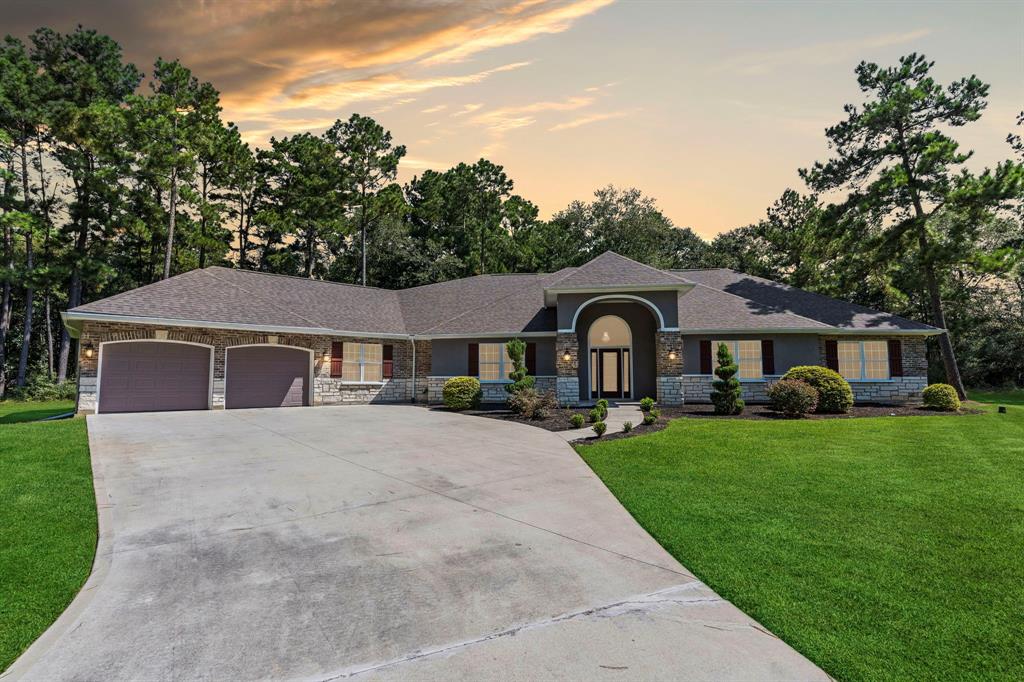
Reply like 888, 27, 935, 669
675, 269, 938, 332
545, 251, 691, 291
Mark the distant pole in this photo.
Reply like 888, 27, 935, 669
361, 213, 367, 287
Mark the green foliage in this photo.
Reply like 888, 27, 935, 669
504, 338, 534, 399
596, 398, 609, 418
642, 412, 657, 426
767, 379, 819, 417
7, 374, 76, 402
622, 420, 633, 433
783, 366, 854, 414
442, 376, 481, 411
592, 421, 607, 437
923, 383, 961, 411
507, 388, 556, 420
588, 407, 603, 423
639, 397, 655, 412
570, 413, 586, 428
710, 343, 745, 415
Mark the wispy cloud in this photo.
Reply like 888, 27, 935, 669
453, 103, 485, 117
421, 104, 448, 113
715, 29, 934, 75
548, 109, 637, 131
470, 95, 594, 132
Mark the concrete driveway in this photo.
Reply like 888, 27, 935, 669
9, 406, 826, 681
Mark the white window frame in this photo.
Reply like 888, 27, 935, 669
341, 342, 384, 384
837, 340, 891, 382
479, 342, 513, 383
713, 340, 765, 382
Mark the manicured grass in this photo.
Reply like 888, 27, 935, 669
968, 388, 1024, 406
578, 408, 1024, 681
0, 399, 75, 424
0, 417, 95, 672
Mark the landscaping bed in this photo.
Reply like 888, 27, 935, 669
656, 402, 980, 420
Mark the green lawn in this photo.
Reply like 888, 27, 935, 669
578, 406, 1024, 681
968, 388, 1024, 406
0, 411, 95, 672
0, 399, 75, 424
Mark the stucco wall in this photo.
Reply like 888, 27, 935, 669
574, 301, 658, 401
555, 290, 679, 330
75, 321, 420, 413
430, 337, 556, 376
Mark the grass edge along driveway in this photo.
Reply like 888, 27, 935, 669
577, 404, 1024, 681
0, 409, 95, 672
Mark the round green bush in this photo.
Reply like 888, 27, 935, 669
588, 407, 603, 423
592, 421, 607, 437
570, 413, 585, 428
622, 420, 633, 432
642, 412, 657, 426
923, 383, 960, 411
442, 376, 481, 411
639, 397, 655, 412
782, 365, 853, 414
767, 379, 819, 417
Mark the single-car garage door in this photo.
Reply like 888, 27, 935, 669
225, 346, 311, 409
98, 341, 212, 414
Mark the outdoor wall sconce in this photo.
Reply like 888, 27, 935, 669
562, 352, 572, 362
668, 351, 677, 360
83, 343, 95, 359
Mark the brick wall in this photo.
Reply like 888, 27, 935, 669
76, 321, 421, 413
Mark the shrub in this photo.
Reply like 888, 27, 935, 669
588, 407, 603, 423
710, 343, 744, 415
7, 373, 77, 402
639, 397, 655, 412
622, 420, 633, 432
923, 383, 960, 411
767, 379, 819, 417
783, 366, 853, 414
442, 376, 481, 411
507, 388, 557, 419
592, 421, 607, 437
642, 413, 657, 426
596, 398, 609, 418
570, 413, 585, 428
504, 338, 535, 399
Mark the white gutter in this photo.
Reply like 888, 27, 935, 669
672, 327, 943, 336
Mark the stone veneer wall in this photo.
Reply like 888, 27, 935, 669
426, 376, 557, 404
75, 321, 420, 413
555, 332, 580, 406
655, 331, 684, 405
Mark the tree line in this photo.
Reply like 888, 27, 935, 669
1, 27, 1021, 398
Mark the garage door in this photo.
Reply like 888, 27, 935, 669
98, 342, 211, 414
225, 346, 310, 409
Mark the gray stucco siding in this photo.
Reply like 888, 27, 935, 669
556, 290, 679, 330
681, 334, 820, 376
575, 302, 658, 401
429, 337, 556, 377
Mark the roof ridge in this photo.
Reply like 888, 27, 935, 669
203, 268, 335, 331
685, 281, 832, 328
603, 251, 695, 283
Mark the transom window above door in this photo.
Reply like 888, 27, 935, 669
589, 315, 631, 347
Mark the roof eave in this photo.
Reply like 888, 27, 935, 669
676, 326, 942, 336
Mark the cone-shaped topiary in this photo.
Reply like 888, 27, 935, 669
504, 338, 535, 401
710, 342, 745, 415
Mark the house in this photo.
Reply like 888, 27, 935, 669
62, 251, 939, 414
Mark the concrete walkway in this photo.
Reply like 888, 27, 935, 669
7, 405, 826, 681
556, 402, 645, 442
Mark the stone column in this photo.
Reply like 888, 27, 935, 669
655, 330, 684, 405
555, 332, 580, 406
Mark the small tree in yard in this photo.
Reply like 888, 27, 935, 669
505, 338, 534, 396
710, 342, 744, 415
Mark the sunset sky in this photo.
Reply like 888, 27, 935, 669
6, 0, 1022, 237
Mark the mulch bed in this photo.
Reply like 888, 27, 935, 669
439, 401, 978, 442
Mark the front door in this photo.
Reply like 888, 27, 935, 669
599, 349, 622, 398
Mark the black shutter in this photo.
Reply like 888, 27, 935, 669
383, 344, 394, 379
887, 339, 903, 377
824, 340, 839, 371
330, 341, 344, 378
699, 340, 712, 374
761, 339, 775, 375
468, 343, 479, 376
525, 342, 537, 375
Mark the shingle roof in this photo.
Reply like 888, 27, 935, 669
674, 269, 938, 332
66, 252, 938, 337
545, 251, 690, 290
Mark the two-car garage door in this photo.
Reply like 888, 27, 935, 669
97, 341, 311, 413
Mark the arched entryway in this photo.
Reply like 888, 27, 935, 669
588, 315, 632, 399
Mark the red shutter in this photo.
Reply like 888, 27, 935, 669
383, 344, 394, 379
825, 340, 839, 371
525, 342, 537, 375
330, 341, 344, 378
699, 340, 712, 374
887, 339, 903, 377
468, 343, 479, 376
761, 339, 775, 375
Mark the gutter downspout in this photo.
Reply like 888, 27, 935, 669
410, 337, 416, 403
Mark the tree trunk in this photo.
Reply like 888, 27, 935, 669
164, 164, 177, 279
305, 228, 314, 278
36, 135, 55, 378
45, 293, 53, 379
17, 141, 34, 387
237, 195, 248, 269
0, 157, 12, 397
198, 164, 208, 269
58, 168, 91, 384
